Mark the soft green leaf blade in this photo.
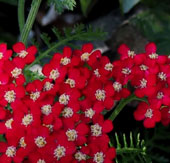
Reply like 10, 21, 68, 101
80, 0, 92, 17
119, 0, 140, 13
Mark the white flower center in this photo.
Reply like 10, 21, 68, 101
65, 78, 75, 88
5, 118, 13, 129
35, 136, 47, 148
19, 137, 27, 148
157, 91, 164, 99
128, 50, 135, 58
121, 67, 131, 75
49, 69, 60, 80
113, 82, 122, 92
94, 69, 101, 77
66, 129, 78, 141
41, 104, 52, 115
91, 123, 102, 137
0, 52, 3, 59
59, 94, 70, 105
94, 152, 105, 163
145, 108, 153, 118
140, 78, 147, 88
43, 82, 53, 91
75, 152, 87, 161
149, 53, 158, 59
43, 124, 53, 132
62, 107, 73, 118
85, 108, 95, 119
30, 91, 40, 101
158, 72, 167, 81
81, 52, 90, 61
54, 145, 66, 160
22, 114, 33, 127
37, 159, 46, 163
4, 90, 16, 103
11, 68, 22, 78
140, 64, 148, 71
18, 50, 28, 58
60, 57, 71, 65
5, 146, 16, 158
104, 63, 113, 71
95, 89, 106, 101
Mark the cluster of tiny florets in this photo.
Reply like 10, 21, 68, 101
0, 41, 170, 162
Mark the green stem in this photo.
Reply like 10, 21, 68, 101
18, 0, 25, 33
20, 0, 42, 45
108, 94, 146, 121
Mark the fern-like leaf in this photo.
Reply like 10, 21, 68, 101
111, 132, 152, 163
48, 0, 76, 14
25, 23, 106, 70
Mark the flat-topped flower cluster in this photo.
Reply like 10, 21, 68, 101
0, 41, 169, 163
0, 42, 116, 163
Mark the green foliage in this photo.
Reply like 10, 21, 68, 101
24, 70, 45, 83
145, 125, 170, 163
111, 132, 151, 163
131, 5, 170, 54
0, 134, 5, 142
48, 0, 76, 14
119, 0, 140, 13
40, 23, 106, 54
0, 0, 17, 5
26, 24, 106, 70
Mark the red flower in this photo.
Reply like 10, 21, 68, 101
73, 43, 101, 66
13, 42, 37, 64
88, 140, 116, 163
134, 102, 161, 128
145, 42, 167, 65
161, 107, 170, 126
0, 43, 12, 63
0, 84, 25, 106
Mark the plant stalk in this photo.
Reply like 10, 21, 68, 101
108, 94, 146, 121
20, 0, 42, 45
18, 0, 25, 33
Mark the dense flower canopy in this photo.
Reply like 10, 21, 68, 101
0, 41, 169, 162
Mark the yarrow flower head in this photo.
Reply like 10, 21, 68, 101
1, 40, 170, 163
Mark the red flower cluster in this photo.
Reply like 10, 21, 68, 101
0, 42, 116, 163
117, 43, 170, 128
1, 41, 170, 162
